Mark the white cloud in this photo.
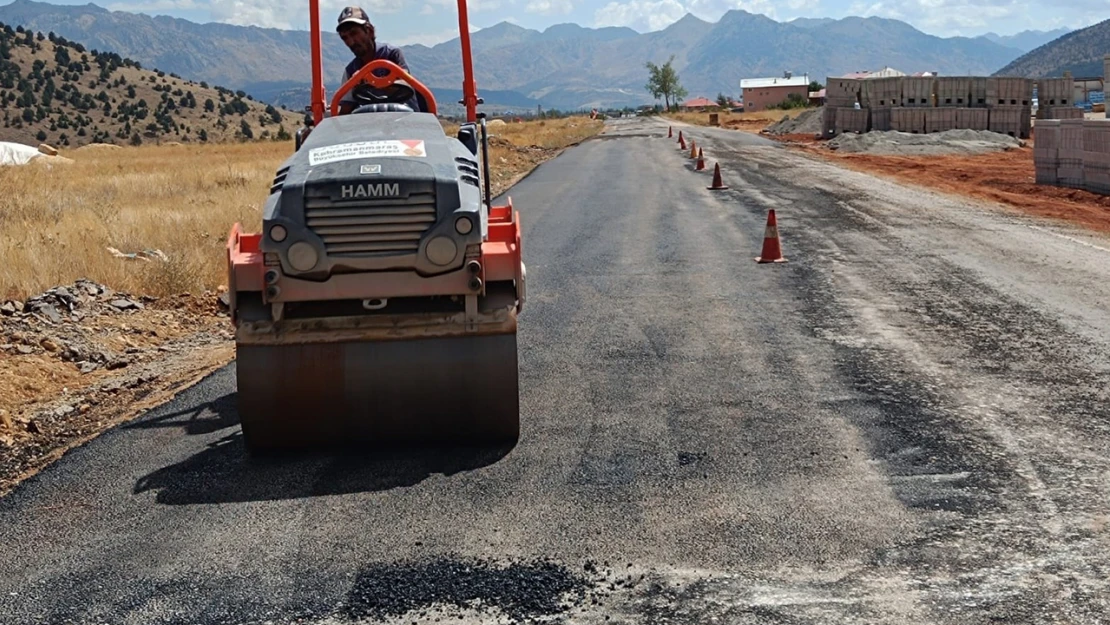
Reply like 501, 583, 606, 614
526, 0, 575, 15
176, 0, 403, 30
839, 0, 1106, 36
594, 0, 686, 31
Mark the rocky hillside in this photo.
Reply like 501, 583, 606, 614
993, 19, 1110, 78
0, 21, 300, 148
0, 0, 1024, 111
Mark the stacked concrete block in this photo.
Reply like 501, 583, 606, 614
1034, 120, 1060, 185
864, 77, 903, 108
935, 77, 972, 107
970, 78, 988, 107
956, 108, 989, 131
924, 108, 957, 133
821, 106, 838, 138
835, 107, 870, 134
1057, 119, 1085, 188
825, 77, 861, 108
987, 77, 1034, 106
1038, 77, 1074, 107
1041, 105, 1084, 120
1082, 120, 1110, 194
871, 107, 892, 131
891, 107, 925, 134
987, 107, 1018, 137
901, 77, 934, 107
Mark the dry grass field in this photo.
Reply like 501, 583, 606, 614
0, 116, 603, 301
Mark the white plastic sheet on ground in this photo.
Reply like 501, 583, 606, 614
0, 141, 44, 166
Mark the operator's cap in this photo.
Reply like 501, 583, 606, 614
337, 6, 371, 30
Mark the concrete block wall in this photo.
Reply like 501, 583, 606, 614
901, 77, 934, 107
988, 106, 1029, 138
864, 77, 902, 108
821, 105, 838, 137
924, 108, 957, 133
835, 107, 870, 134
1082, 120, 1110, 194
1034, 120, 1060, 184
825, 77, 861, 108
987, 77, 1034, 107
871, 107, 892, 131
1036, 119, 1110, 194
1038, 78, 1074, 107
1057, 119, 1085, 188
1042, 105, 1084, 120
819, 75, 1033, 138
957, 108, 989, 131
935, 77, 972, 107
891, 107, 925, 133
970, 78, 988, 107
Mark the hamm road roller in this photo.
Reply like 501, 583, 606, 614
224, 0, 526, 452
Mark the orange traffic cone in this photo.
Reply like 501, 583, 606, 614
677, 130, 684, 144
679, 134, 687, 150
696, 148, 705, 171
668, 126, 673, 138
707, 163, 728, 190
755, 210, 787, 263
689, 140, 698, 159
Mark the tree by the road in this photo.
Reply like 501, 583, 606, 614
645, 56, 688, 112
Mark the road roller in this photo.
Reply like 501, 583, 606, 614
224, 0, 526, 453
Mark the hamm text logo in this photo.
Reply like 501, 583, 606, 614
341, 183, 401, 199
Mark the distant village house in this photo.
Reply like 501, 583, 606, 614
739, 72, 810, 112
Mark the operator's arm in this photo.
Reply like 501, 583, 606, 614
338, 67, 357, 115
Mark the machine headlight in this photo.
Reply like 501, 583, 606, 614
270, 225, 288, 242
455, 216, 473, 235
288, 242, 319, 272
426, 236, 458, 266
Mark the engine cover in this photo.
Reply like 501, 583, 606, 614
260, 111, 484, 280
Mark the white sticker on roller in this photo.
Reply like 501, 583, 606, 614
308, 140, 427, 165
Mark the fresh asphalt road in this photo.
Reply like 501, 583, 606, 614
4, 116, 1110, 624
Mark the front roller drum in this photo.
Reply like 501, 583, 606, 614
235, 332, 519, 452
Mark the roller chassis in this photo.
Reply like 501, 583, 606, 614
224, 0, 525, 453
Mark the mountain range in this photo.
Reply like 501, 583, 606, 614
0, 0, 1056, 111
979, 28, 1072, 53
994, 19, 1110, 79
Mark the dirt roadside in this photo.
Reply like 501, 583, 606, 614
0, 282, 233, 495
672, 108, 1110, 235
768, 130, 1110, 235
0, 119, 601, 497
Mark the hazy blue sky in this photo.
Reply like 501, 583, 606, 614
10, 0, 1108, 45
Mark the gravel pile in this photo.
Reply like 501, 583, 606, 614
343, 556, 600, 623
1, 279, 149, 373
827, 129, 1025, 155
764, 108, 824, 135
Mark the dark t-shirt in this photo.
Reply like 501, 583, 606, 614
339, 43, 422, 112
